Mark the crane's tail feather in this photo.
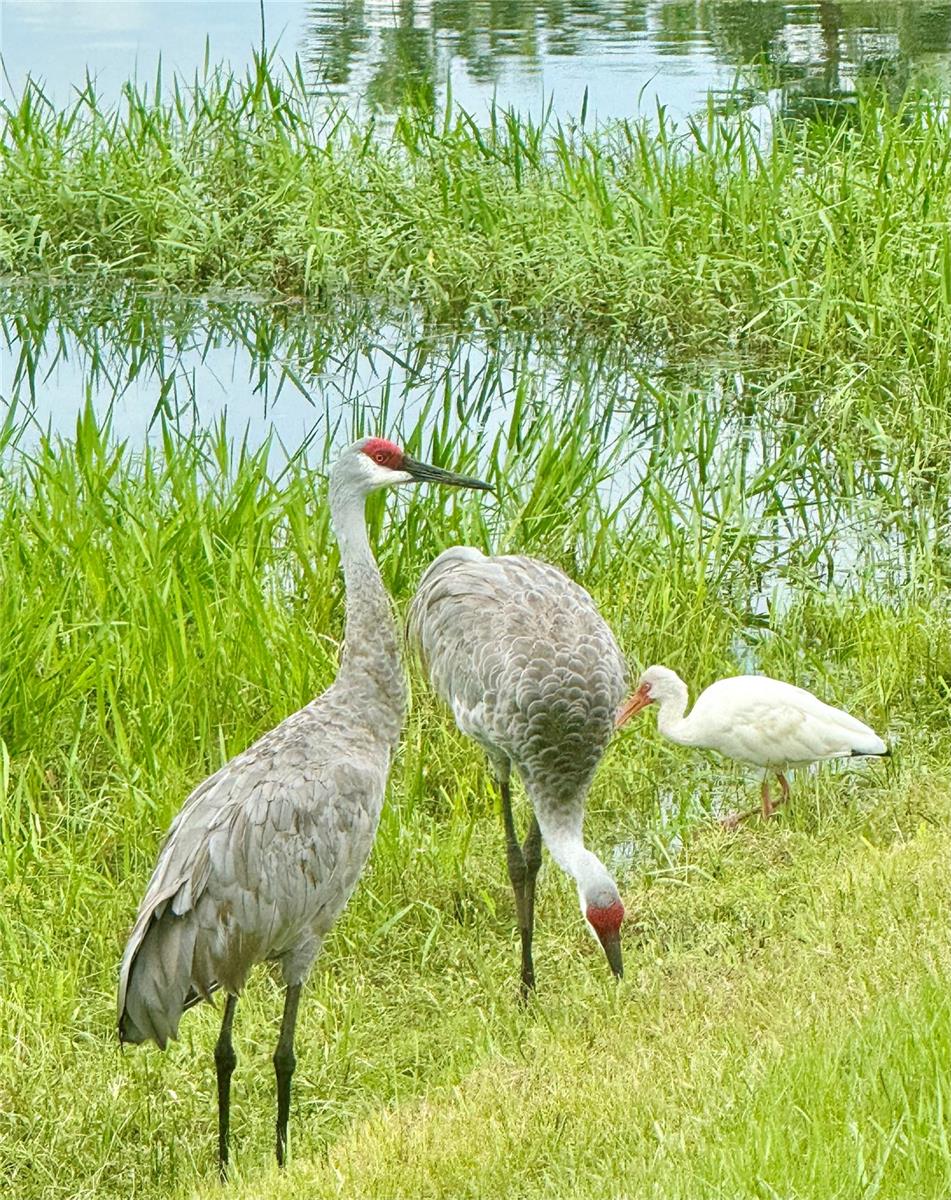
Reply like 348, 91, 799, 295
119, 911, 202, 1049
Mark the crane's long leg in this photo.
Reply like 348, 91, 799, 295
520, 814, 543, 995
214, 993, 238, 1178
500, 779, 536, 997
274, 982, 302, 1168
760, 777, 774, 819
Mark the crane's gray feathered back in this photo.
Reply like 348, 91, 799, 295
408, 547, 628, 808
117, 706, 392, 1046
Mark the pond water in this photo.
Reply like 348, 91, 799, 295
2, 288, 934, 612
4, 1, 951, 122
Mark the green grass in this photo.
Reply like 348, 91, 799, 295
0, 400, 949, 1198
233, 819, 951, 1200
3, 54, 951, 375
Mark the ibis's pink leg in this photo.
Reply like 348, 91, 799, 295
719, 805, 759, 830
760, 773, 792, 821
760, 773, 791, 820
720, 777, 777, 830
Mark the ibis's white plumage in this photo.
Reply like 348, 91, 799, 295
617, 665, 888, 820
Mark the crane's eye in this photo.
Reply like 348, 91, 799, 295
374, 451, 387, 464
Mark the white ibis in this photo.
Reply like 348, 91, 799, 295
616, 665, 888, 825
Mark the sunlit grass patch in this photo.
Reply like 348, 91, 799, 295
218, 818, 951, 1200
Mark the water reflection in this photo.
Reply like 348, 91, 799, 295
301, 1, 951, 118
2, 286, 944, 605
5, 2, 950, 121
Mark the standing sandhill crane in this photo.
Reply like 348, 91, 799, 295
408, 548, 627, 995
117, 438, 490, 1174
616, 665, 888, 826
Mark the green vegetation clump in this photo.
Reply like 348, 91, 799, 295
3, 55, 951, 367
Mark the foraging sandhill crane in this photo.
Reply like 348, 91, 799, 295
117, 438, 490, 1174
616, 665, 888, 826
409, 549, 627, 995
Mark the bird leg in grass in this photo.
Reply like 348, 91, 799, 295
720, 779, 774, 829
500, 780, 538, 997
718, 807, 750, 831
214, 993, 238, 1177
762, 773, 792, 818
274, 982, 302, 1168
520, 815, 543, 994
721, 773, 791, 829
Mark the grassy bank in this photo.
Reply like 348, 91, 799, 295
0, 408, 949, 1198
3, 57, 951, 370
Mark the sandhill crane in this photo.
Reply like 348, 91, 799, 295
409, 548, 627, 995
117, 438, 490, 1174
616, 665, 888, 826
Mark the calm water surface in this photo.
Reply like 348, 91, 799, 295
4, 1, 951, 121
1, 289, 932, 607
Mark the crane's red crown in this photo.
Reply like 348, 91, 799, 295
586, 899, 625, 935
362, 438, 406, 470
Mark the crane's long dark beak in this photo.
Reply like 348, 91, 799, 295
599, 929, 624, 979
402, 455, 493, 491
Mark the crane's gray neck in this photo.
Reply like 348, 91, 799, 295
654, 675, 695, 745
327, 479, 405, 743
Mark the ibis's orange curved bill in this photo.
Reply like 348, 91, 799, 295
615, 686, 652, 729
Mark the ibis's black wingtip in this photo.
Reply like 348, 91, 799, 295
851, 746, 891, 759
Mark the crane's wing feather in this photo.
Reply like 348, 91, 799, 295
408, 548, 628, 793
118, 719, 386, 1048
